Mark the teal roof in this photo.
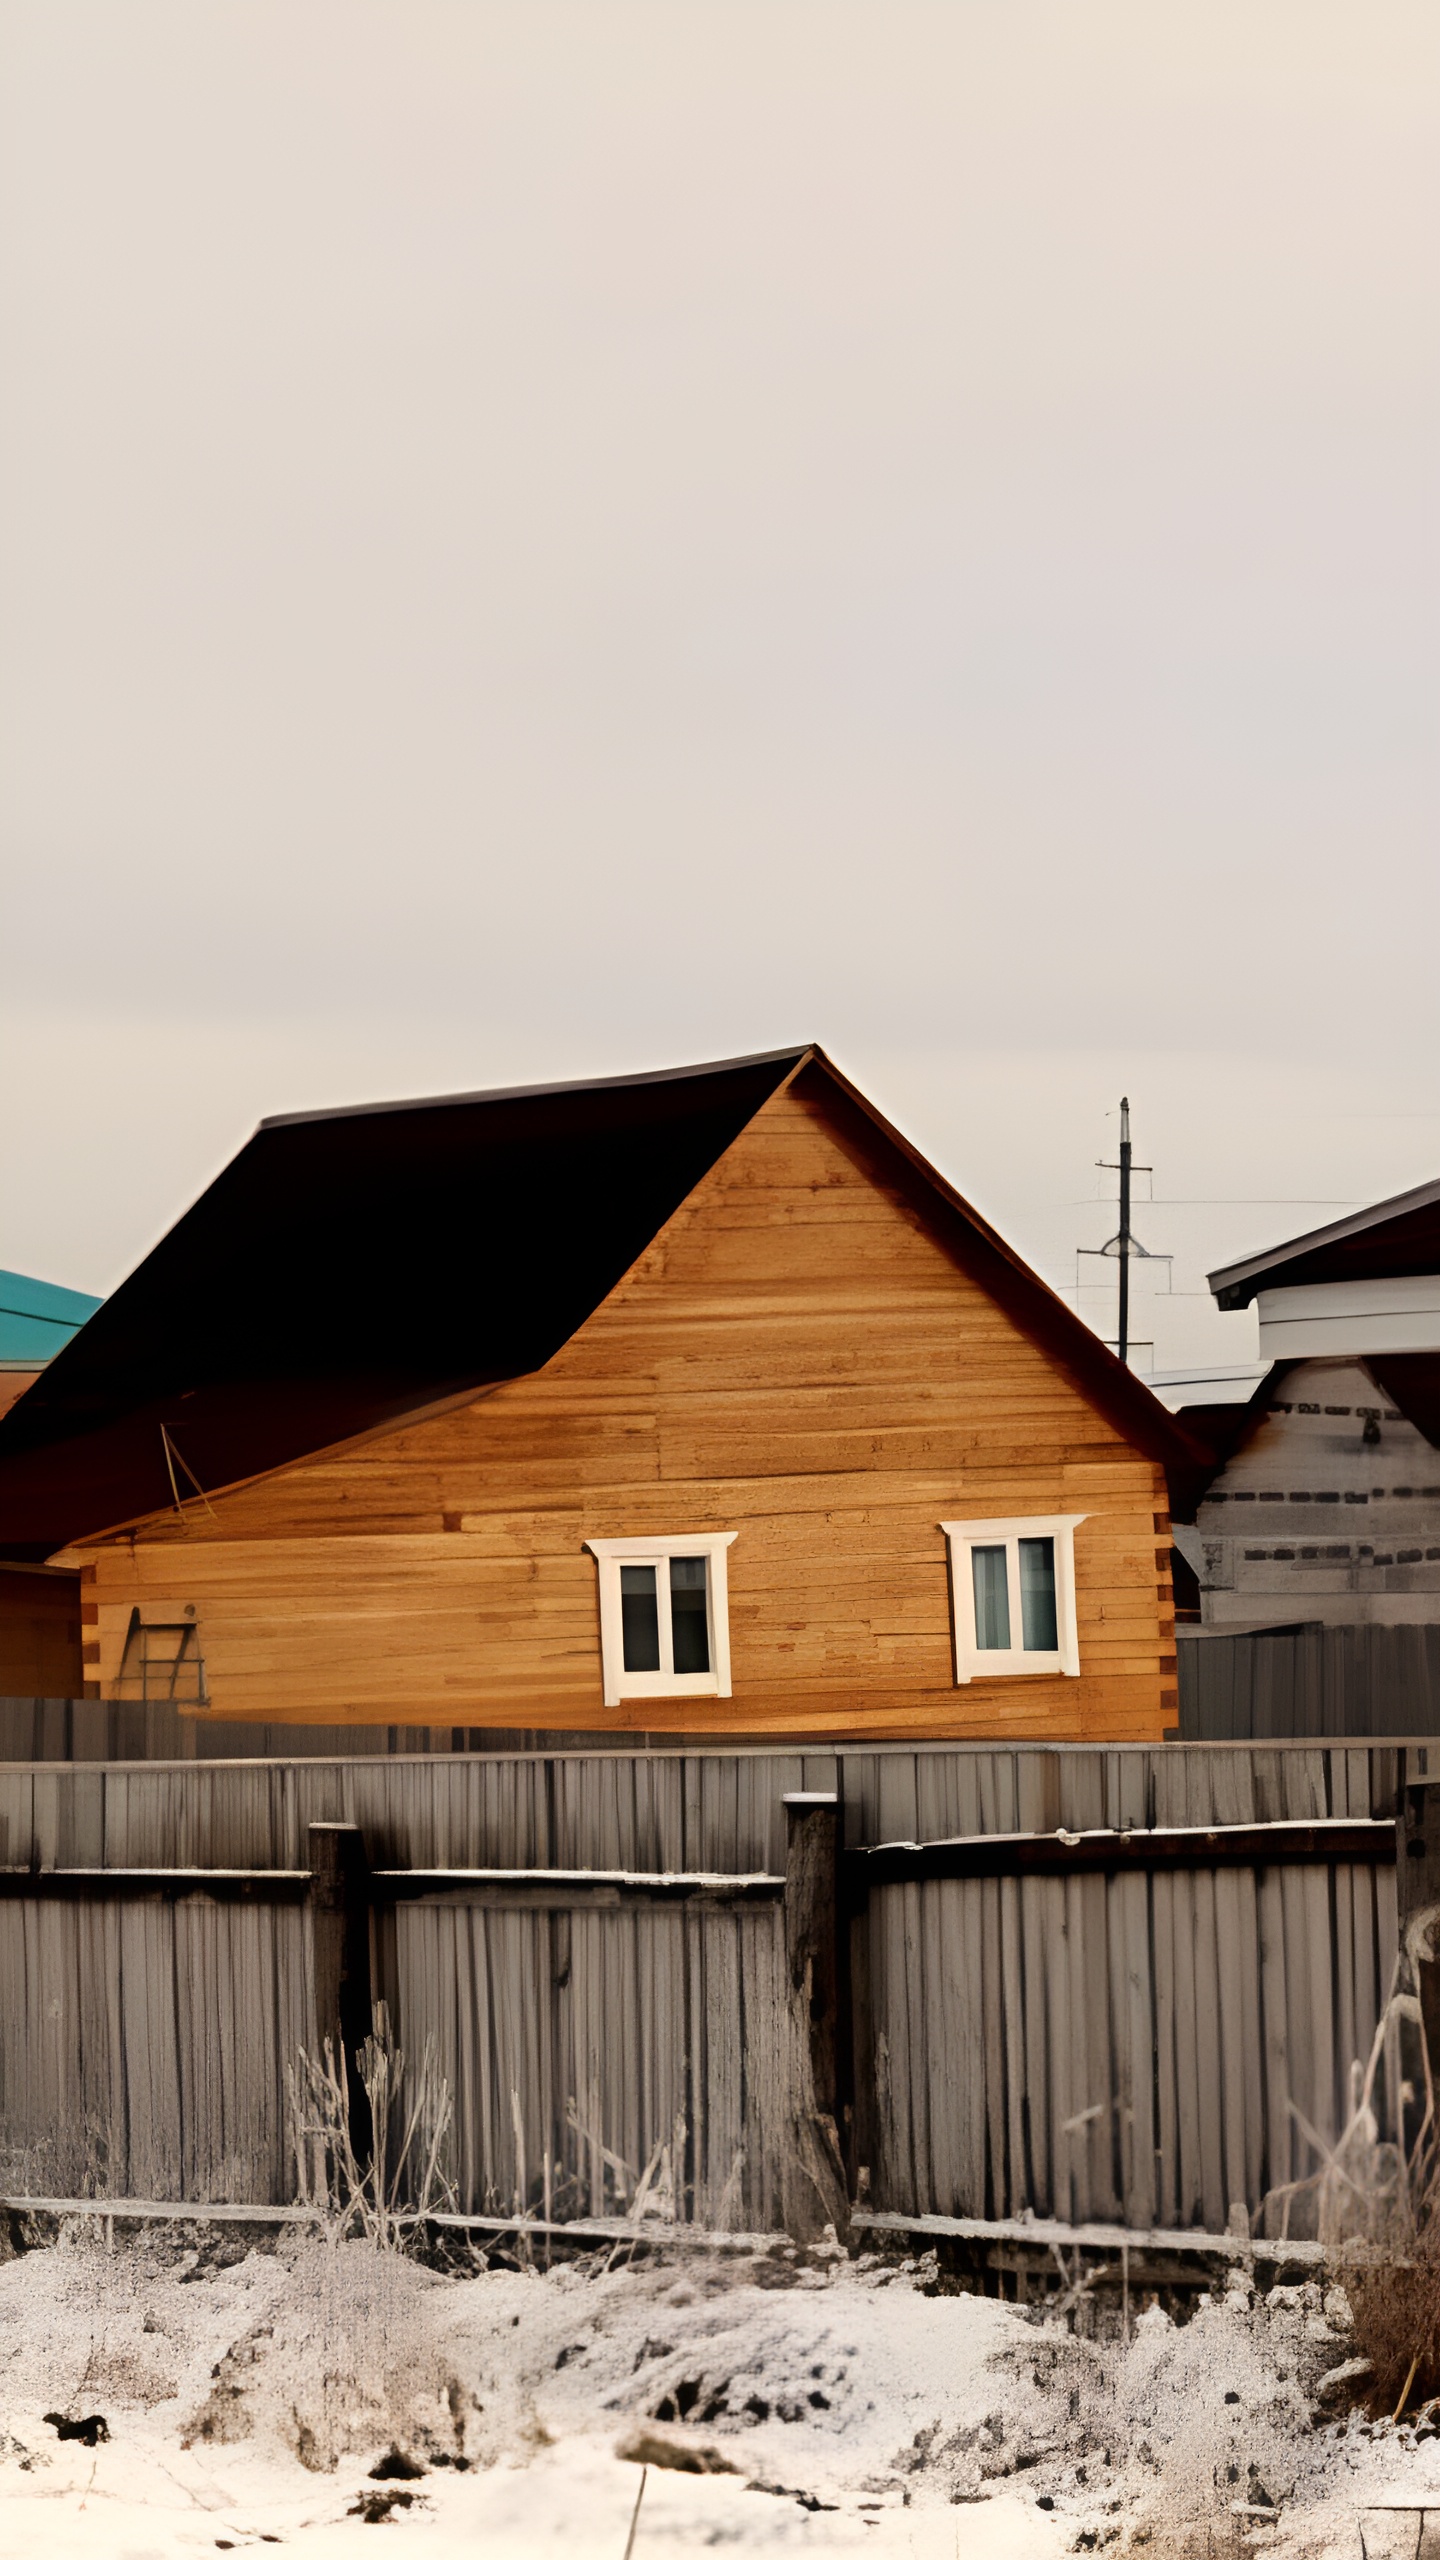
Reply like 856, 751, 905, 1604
0, 1268, 103, 1366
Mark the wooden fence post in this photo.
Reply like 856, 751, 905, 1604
781, 1791, 850, 2246
307, 1822, 374, 2168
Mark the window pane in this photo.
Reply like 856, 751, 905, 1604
971, 1545, 1011, 1650
669, 1554, 711, 1674
1019, 1538, 1058, 1651
620, 1564, 661, 1672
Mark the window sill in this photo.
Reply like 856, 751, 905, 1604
956, 1660, 1076, 1685
606, 1673, 724, 1705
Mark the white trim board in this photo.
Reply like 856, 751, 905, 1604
1257, 1277, 1440, 1358
584, 1534, 738, 1708
941, 1515, 1086, 1683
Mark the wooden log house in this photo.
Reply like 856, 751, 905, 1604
0, 1049, 1206, 1740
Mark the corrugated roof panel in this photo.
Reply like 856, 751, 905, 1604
0, 1268, 103, 1366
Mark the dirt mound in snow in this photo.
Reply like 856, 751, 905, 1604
1, 2230, 1439, 2543
0, 2233, 1084, 2497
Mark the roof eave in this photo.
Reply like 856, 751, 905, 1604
799, 1049, 1213, 1509
1209, 1174, 1440, 1309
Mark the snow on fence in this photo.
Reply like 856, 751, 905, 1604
0, 1741, 1426, 2244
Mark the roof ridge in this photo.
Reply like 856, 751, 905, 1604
258, 1046, 813, 1131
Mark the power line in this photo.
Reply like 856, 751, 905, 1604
1058, 1197, 1361, 1210
1145, 1197, 1359, 1208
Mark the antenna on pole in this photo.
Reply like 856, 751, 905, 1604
1078, 1098, 1170, 1370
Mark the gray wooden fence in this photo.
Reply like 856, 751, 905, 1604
0, 1696, 621, 1763
1178, 1623, 1440, 1739
0, 1743, 1419, 2242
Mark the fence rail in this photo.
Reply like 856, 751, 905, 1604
851, 1818, 1395, 1879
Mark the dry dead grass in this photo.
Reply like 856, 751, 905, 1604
1342, 2233, 1440, 2415
1275, 1961, 1440, 2419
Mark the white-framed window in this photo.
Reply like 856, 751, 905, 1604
584, 1533, 737, 1707
940, 1515, 1086, 1683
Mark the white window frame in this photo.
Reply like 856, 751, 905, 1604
940, 1514, 1086, 1683
584, 1533, 737, 1707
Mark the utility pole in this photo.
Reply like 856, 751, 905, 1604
1078, 1100, 1169, 1371
1116, 1097, 1132, 1367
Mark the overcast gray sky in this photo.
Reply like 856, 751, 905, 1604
2, 0, 1436, 1370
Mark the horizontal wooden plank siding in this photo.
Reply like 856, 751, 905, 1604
65, 1088, 1174, 1741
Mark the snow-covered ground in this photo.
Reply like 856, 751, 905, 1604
0, 2228, 1435, 2557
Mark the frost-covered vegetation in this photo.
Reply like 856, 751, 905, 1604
0, 2227, 1438, 2554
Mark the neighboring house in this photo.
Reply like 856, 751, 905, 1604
0, 1266, 101, 1421
1161, 1178, 1440, 1630
0, 1265, 102, 1694
0, 1049, 1204, 1739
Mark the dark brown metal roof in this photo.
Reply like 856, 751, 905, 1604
0, 1044, 1209, 1557
0, 1050, 806, 1557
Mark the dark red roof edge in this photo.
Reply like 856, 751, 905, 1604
795, 1050, 1214, 1518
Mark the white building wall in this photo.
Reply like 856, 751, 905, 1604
1190, 1357, 1440, 1629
